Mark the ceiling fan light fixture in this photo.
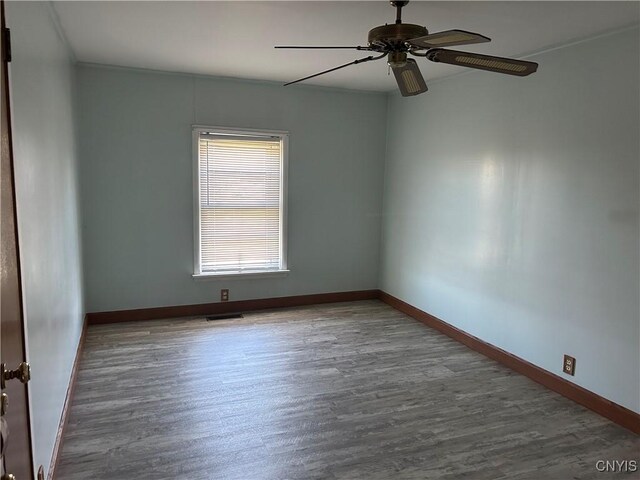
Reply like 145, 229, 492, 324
388, 51, 408, 68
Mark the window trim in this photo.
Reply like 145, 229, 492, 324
192, 125, 289, 279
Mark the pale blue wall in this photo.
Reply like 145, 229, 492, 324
6, 1, 84, 475
381, 27, 640, 413
77, 65, 387, 312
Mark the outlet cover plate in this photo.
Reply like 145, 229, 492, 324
563, 354, 576, 376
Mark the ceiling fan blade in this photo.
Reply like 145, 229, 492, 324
426, 49, 538, 76
392, 59, 428, 97
408, 29, 490, 49
284, 52, 387, 86
275, 46, 375, 50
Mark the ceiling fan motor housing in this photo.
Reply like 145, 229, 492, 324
368, 24, 428, 50
388, 51, 408, 67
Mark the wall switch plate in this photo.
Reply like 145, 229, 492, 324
220, 289, 229, 302
563, 354, 576, 376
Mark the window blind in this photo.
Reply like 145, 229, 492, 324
197, 132, 283, 273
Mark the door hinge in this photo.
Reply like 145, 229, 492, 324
2, 27, 11, 63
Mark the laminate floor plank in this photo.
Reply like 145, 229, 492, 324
57, 300, 639, 479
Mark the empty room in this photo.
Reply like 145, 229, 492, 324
1, 1, 639, 479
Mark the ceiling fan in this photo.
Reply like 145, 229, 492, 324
275, 1, 538, 96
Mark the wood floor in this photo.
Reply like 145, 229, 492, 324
57, 300, 639, 479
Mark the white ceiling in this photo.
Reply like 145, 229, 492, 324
52, 1, 639, 92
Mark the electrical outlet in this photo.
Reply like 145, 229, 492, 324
220, 289, 229, 302
563, 354, 576, 376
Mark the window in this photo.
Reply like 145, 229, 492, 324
193, 126, 288, 277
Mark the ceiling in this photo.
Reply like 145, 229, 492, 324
52, 1, 639, 92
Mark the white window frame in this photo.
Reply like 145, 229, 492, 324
192, 125, 289, 279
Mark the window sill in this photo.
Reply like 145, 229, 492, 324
192, 270, 290, 280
